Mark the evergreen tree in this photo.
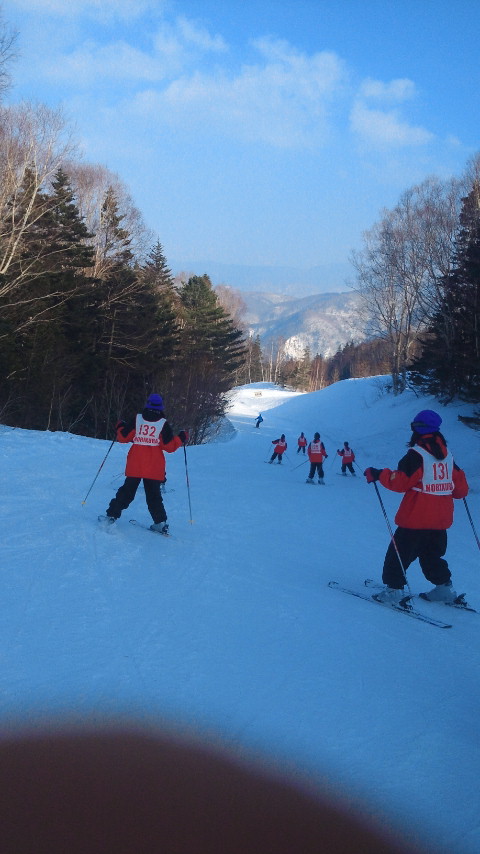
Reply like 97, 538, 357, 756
136, 240, 180, 399
411, 182, 480, 401
174, 274, 246, 441
142, 240, 175, 292
0, 169, 96, 429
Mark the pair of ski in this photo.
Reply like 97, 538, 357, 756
329, 579, 476, 629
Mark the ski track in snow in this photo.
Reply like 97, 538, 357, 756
1, 378, 480, 853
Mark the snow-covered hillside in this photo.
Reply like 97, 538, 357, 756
242, 290, 364, 357
1, 378, 479, 853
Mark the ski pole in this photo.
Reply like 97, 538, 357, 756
82, 438, 115, 505
183, 443, 193, 523
291, 458, 308, 471
463, 497, 480, 551
372, 481, 411, 594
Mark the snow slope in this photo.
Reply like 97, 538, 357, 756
1, 378, 480, 853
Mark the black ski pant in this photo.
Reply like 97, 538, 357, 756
382, 527, 451, 589
341, 462, 355, 474
297, 446, 306, 454
308, 462, 324, 479
270, 452, 283, 462
107, 477, 167, 524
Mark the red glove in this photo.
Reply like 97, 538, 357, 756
364, 467, 382, 483
115, 420, 126, 431
178, 430, 189, 444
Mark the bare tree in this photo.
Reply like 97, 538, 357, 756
64, 161, 153, 279
352, 176, 464, 393
0, 8, 18, 99
0, 102, 75, 302
215, 284, 247, 329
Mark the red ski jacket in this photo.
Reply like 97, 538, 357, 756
116, 413, 182, 481
298, 436, 307, 447
272, 438, 287, 454
338, 448, 355, 463
378, 435, 468, 530
308, 440, 327, 462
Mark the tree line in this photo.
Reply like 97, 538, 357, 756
351, 157, 480, 403
1, 8, 479, 442
0, 15, 248, 442
0, 154, 246, 441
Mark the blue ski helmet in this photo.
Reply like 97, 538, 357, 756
411, 410, 442, 434
146, 393, 164, 411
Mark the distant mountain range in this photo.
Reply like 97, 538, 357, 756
241, 290, 365, 359
171, 259, 352, 296
170, 257, 365, 358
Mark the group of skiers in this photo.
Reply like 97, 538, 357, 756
99, 394, 469, 607
269, 432, 355, 485
266, 410, 469, 604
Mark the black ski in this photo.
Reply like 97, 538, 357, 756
129, 519, 172, 538
328, 580, 452, 628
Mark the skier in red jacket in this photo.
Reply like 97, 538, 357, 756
269, 435, 287, 464
98, 393, 187, 533
364, 410, 468, 604
297, 433, 308, 454
306, 433, 328, 484
337, 442, 356, 475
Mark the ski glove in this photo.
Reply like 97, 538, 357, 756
115, 420, 126, 430
364, 467, 382, 483
178, 430, 189, 444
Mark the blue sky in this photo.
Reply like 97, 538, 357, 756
2, 0, 479, 291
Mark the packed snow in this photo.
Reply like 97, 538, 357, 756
1, 377, 480, 853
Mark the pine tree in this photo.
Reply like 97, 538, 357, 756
174, 274, 246, 441
411, 182, 480, 401
136, 240, 180, 397
0, 168, 96, 429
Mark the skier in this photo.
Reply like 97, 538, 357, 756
337, 441, 356, 475
364, 409, 468, 603
269, 434, 287, 464
306, 433, 328, 484
297, 432, 308, 454
98, 393, 188, 534
255, 413, 263, 428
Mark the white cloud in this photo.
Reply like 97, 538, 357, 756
44, 40, 172, 85
359, 77, 417, 103
10, 0, 156, 21
176, 16, 228, 53
350, 100, 433, 148
128, 39, 348, 149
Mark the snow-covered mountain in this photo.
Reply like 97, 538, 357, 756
242, 290, 365, 357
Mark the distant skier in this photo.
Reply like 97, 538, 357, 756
306, 433, 328, 484
364, 409, 468, 604
98, 393, 188, 534
337, 442, 356, 475
269, 434, 287, 464
297, 432, 308, 454
255, 413, 263, 428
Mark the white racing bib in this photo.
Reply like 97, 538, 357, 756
132, 415, 166, 447
412, 446, 454, 495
